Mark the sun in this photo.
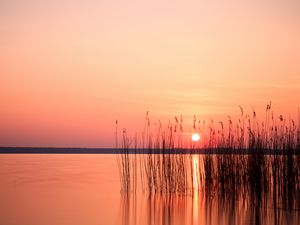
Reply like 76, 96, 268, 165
191, 133, 200, 142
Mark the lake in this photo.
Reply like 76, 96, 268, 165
0, 154, 299, 225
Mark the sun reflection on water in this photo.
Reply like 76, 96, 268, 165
192, 155, 199, 190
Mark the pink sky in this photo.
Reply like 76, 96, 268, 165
1, 1, 300, 147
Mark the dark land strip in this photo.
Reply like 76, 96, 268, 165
0, 147, 299, 154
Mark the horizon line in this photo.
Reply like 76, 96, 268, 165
0, 147, 299, 155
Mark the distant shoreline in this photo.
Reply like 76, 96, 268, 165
0, 147, 299, 155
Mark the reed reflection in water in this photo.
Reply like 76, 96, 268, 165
118, 155, 300, 225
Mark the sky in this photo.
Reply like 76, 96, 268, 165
1, 0, 300, 147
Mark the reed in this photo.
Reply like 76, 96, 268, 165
116, 104, 300, 210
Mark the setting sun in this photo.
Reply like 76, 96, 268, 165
191, 133, 200, 142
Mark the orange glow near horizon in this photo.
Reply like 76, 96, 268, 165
1, 1, 300, 147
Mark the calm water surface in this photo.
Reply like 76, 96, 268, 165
0, 154, 299, 225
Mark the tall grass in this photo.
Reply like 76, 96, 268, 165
116, 104, 300, 210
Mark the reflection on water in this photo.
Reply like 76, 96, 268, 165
119, 155, 300, 225
120, 185, 300, 225
192, 156, 199, 189
0, 154, 299, 225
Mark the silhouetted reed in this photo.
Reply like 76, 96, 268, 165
116, 103, 300, 212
